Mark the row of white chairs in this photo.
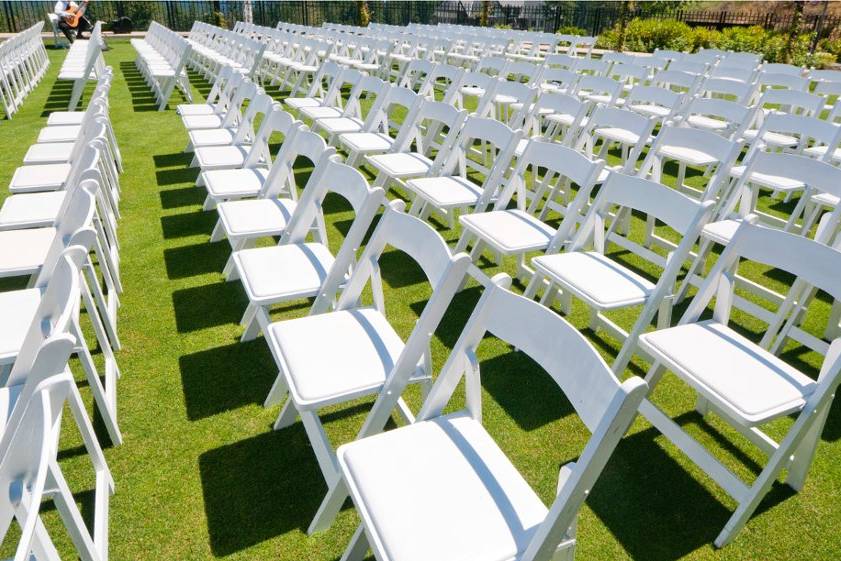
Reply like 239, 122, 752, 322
175, 57, 841, 554
0, 67, 125, 559
185, 21, 266, 81
58, 20, 107, 111
131, 21, 194, 110
0, 22, 48, 119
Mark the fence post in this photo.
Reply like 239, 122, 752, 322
811, 1, 829, 53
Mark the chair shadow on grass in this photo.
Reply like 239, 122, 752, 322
199, 427, 326, 556
587, 414, 796, 561
179, 338, 276, 420
160, 186, 205, 209
40, 78, 74, 116
163, 241, 229, 280
171, 281, 248, 332
119, 61, 161, 112
160, 210, 217, 239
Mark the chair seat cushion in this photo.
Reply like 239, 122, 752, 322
284, 97, 322, 110
628, 103, 671, 118
339, 412, 547, 561
533, 251, 655, 308
639, 320, 816, 424
234, 242, 335, 303
317, 117, 364, 135
728, 165, 805, 192
0, 288, 41, 364
0, 192, 66, 230
266, 308, 405, 407
803, 145, 841, 163
658, 144, 717, 167
37, 124, 82, 143
0, 227, 56, 277
406, 176, 483, 208
193, 145, 251, 169
176, 103, 219, 117
217, 198, 297, 240
742, 129, 798, 148
340, 132, 394, 154
9, 163, 72, 193
22, 142, 74, 165
300, 106, 343, 120
188, 127, 237, 148
594, 126, 641, 145
182, 114, 225, 130
701, 219, 742, 245
460, 85, 486, 98
203, 168, 269, 199
367, 152, 433, 178
686, 115, 730, 131
46, 111, 85, 126
460, 209, 555, 253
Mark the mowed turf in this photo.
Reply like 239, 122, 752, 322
0, 40, 839, 560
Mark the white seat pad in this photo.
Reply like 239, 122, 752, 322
203, 168, 269, 199
0, 192, 66, 229
533, 251, 655, 308
194, 145, 250, 169
339, 412, 547, 561
460, 209, 555, 253
300, 106, 343, 120
317, 117, 363, 135
37, 125, 82, 143
177, 103, 218, 117
234, 242, 335, 302
217, 198, 297, 239
728, 165, 805, 192
595, 126, 641, 145
640, 320, 816, 424
284, 97, 322, 110
406, 176, 482, 208
658, 144, 717, 167
266, 308, 405, 406
0, 288, 41, 363
686, 115, 729, 131
367, 152, 433, 178
22, 142, 74, 165
182, 114, 225, 130
46, 111, 85, 126
742, 129, 798, 147
701, 219, 741, 245
0, 227, 55, 276
188, 127, 237, 148
628, 103, 671, 118
340, 132, 394, 153
9, 163, 72, 192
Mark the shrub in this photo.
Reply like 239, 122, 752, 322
557, 25, 587, 36
621, 18, 695, 52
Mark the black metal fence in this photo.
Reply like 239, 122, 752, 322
2, 0, 839, 41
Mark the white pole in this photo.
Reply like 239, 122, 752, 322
243, 0, 253, 24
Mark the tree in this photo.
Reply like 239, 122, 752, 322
480, 1, 491, 27
358, 1, 371, 27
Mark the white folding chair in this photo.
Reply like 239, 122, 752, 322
233, 156, 386, 340
637, 222, 841, 547
456, 139, 604, 285
312, 275, 647, 561
260, 203, 471, 532
527, 172, 714, 373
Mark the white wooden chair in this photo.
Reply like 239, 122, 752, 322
211, 130, 334, 277
0, 251, 112, 561
337, 85, 423, 167
526, 172, 714, 373
176, 65, 239, 117
312, 274, 647, 561
456, 139, 604, 285
233, 156, 386, 341
199, 107, 299, 210
311, 75, 391, 143
679, 97, 754, 140
186, 92, 274, 152
260, 202, 471, 532
637, 222, 841, 547
405, 116, 521, 227
366, 100, 467, 192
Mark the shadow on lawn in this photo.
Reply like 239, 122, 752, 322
171, 281, 248, 332
163, 242, 228, 280
160, 185, 205, 209
160, 210, 216, 239
40, 79, 74, 116
119, 61, 161, 112
179, 338, 276, 420
199, 428, 326, 556
588, 415, 796, 561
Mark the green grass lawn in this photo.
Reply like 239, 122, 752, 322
2, 40, 840, 560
